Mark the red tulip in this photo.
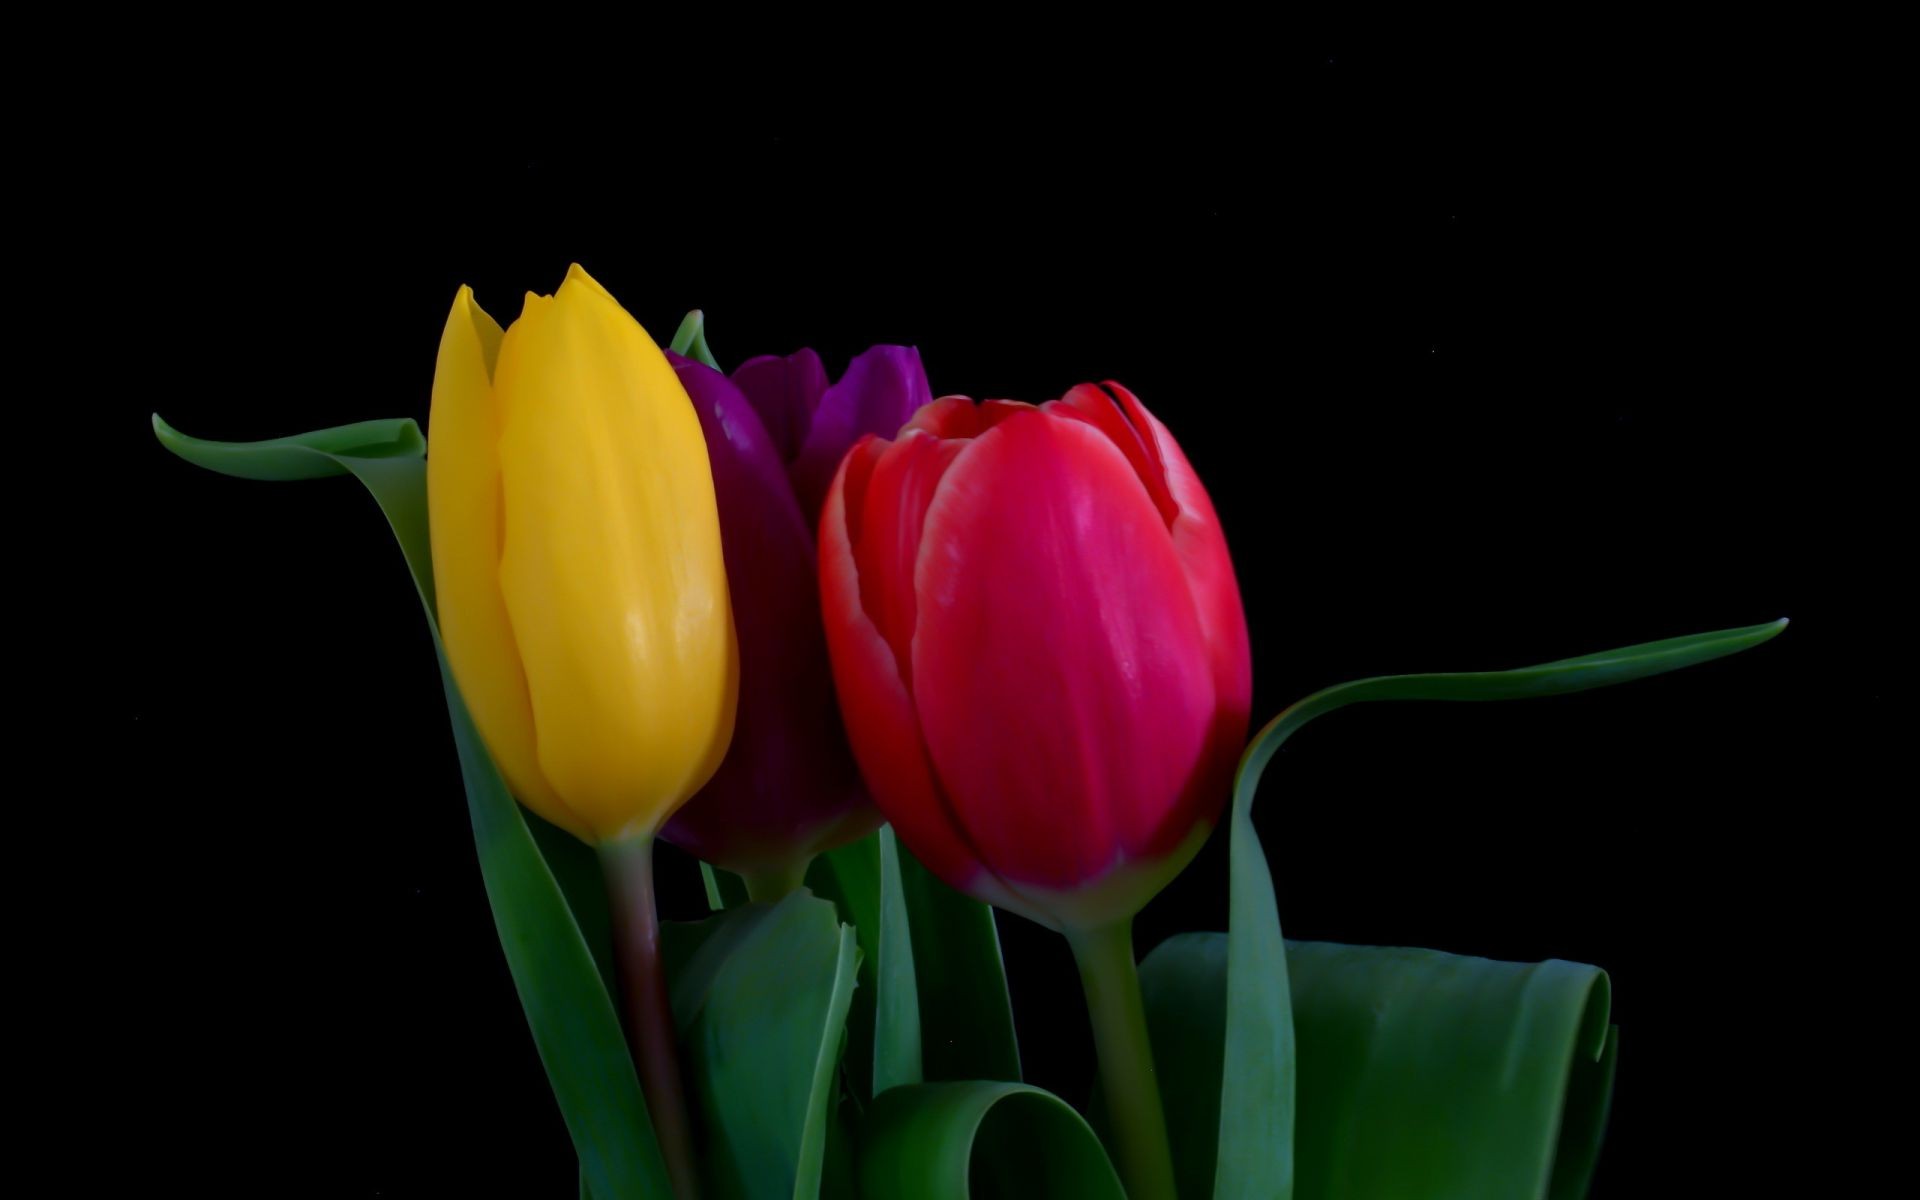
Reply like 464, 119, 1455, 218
818, 382, 1250, 929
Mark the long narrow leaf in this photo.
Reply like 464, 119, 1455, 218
895, 842, 1021, 1083
154, 418, 671, 1199
1215, 619, 1786, 1199
666, 894, 860, 1199
807, 828, 924, 1100
808, 835, 882, 1100
873, 828, 922, 1095
527, 810, 616, 995
702, 861, 750, 911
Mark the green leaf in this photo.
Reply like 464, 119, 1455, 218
1109, 934, 1228, 1200
807, 827, 923, 1101
154, 419, 671, 1200
857, 1082, 1126, 1199
1140, 933, 1616, 1200
1216, 619, 1787, 1199
669, 309, 720, 370
151, 412, 426, 480
702, 861, 750, 911
895, 840, 1022, 1083
527, 810, 617, 995
665, 893, 860, 1199
872, 828, 923, 1096
807, 834, 880, 1100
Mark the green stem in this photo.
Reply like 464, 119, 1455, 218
599, 835, 702, 1200
741, 858, 810, 903
1065, 918, 1177, 1200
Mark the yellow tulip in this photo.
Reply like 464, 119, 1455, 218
427, 264, 739, 845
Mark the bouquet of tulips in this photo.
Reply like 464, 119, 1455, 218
156, 265, 1783, 1199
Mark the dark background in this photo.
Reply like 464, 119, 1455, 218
107, 42, 1870, 1198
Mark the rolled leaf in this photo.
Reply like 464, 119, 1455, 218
857, 1081, 1125, 1199
1141, 933, 1616, 1199
1215, 618, 1786, 1199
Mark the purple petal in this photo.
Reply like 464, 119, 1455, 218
731, 349, 829, 466
664, 353, 875, 871
789, 345, 933, 523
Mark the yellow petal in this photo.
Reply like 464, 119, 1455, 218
494, 265, 739, 841
426, 286, 588, 840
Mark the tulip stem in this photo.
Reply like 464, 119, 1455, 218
741, 860, 810, 903
599, 835, 702, 1200
1065, 918, 1178, 1200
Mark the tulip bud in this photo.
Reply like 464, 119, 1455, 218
655, 343, 927, 884
732, 345, 933, 523
426, 265, 739, 845
818, 382, 1250, 930
656, 345, 902, 879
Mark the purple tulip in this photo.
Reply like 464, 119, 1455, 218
733, 345, 935, 524
663, 345, 931, 885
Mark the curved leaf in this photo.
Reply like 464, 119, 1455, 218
154, 420, 670, 1200
858, 1082, 1125, 1199
152, 412, 425, 480
1142, 933, 1617, 1199
666, 893, 860, 1199
1216, 619, 1786, 1199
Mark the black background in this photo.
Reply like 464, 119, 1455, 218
107, 40, 1872, 1198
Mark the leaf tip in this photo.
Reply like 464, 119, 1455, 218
152, 412, 193, 459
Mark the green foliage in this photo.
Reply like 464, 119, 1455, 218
158, 412, 1785, 1199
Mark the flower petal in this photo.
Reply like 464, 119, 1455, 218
663, 356, 873, 870
819, 439, 985, 889
853, 430, 969, 686
427, 286, 585, 839
732, 349, 829, 466
790, 345, 933, 522
1104, 381, 1251, 802
909, 408, 1218, 888
494, 265, 737, 840
1053, 383, 1179, 525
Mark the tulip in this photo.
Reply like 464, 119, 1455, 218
732, 344, 933, 522
428, 266, 738, 845
817, 382, 1250, 1200
818, 381, 1249, 925
427, 264, 731, 1198
661, 345, 927, 892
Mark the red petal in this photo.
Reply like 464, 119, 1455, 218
905, 395, 985, 437
1053, 383, 1180, 525
1109, 381, 1252, 819
909, 408, 1218, 889
854, 431, 970, 685
818, 442, 986, 889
